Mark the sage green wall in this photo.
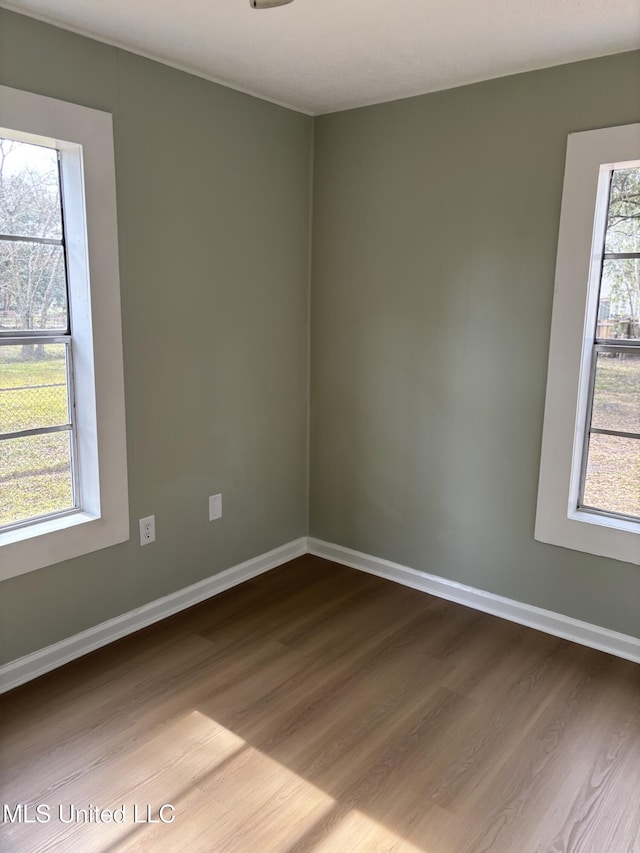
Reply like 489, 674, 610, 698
0, 9, 312, 663
1, 10, 638, 666
310, 52, 640, 638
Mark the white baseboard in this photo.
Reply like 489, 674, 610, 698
308, 538, 640, 665
0, 537, 307, 694
3, 534, 637, 693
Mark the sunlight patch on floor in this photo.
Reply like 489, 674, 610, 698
312, 808, 426, 852
2, 710, 341, 852
1, 708, 444, 852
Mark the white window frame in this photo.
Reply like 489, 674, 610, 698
0, 85, 128, 580
535, 122, 640, 566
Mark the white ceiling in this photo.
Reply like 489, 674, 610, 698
3, 0, 640, 115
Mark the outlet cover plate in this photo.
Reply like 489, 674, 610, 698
209, 494, 222, 521
139, 515, 155, 545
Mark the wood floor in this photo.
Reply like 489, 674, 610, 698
1, 555, 639, 853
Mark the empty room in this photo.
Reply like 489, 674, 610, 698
0, 1, 639, 850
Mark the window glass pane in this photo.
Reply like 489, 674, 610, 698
0, 343, 70, 433
604, 166, 640, 255
590, 351, 640, 435
582, 434, 640, 519
597, 259, 640, 341
0, 138, 62, 240
0, 431, 74, 527
0, 241, 67, 331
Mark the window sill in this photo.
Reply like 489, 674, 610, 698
569, 508, 640, 536
0, 510, 129, 582
535, 504, 639, 566
0, 511, 97, 548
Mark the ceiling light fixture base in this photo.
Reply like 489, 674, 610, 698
250, 0, 295, 8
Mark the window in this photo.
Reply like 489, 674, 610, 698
0, 86, 128, 580
1, 137, 78, 529
579, 166, 639, 522
535, 123, 640, 565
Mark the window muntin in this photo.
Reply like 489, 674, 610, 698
0, 136, 78, 530
579, 165, 640, 522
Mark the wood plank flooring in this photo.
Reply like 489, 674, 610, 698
1, 555, 639, 852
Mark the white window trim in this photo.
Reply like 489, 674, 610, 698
0, 85, 129, 580
535, 122, 640, 566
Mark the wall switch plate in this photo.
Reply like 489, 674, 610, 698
139, 515, 155, 545
209, 493, 222, 521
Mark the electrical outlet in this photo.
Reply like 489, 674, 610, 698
209, 493, 222, 521
139, 515, 155, 545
